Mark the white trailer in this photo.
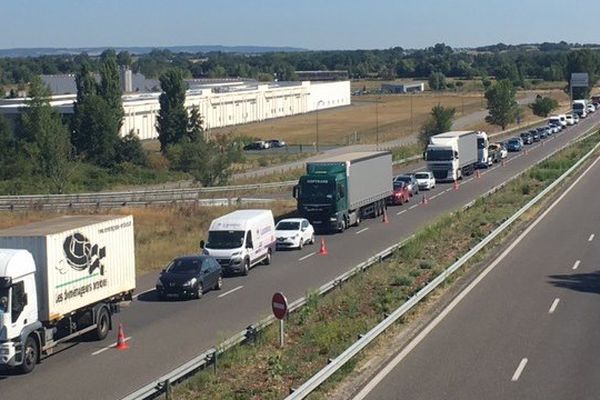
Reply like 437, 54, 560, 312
425, 131, 479, 182
0, 215, 135, 373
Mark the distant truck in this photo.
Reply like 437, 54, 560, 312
572, 99, 588, 118
425, 131, 478, 182
294, 151, 392, 232
0, 215, 136, 373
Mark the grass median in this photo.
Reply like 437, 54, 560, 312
172, 131, 600, 400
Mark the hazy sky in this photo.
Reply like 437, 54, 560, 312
2, 0, 599, 50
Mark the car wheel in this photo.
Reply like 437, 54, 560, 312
242, 259, 250, 276
215, 275, 223, 290
298, 239, 303, 250
19, 336, 38, 374
310, 233, 315, 244
195, 283, 204, 299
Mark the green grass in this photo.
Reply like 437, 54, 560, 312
173, 132, 600, 400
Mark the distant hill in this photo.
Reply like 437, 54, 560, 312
0, 45, 307, 58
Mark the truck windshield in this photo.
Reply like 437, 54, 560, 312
477, 138, 487, 149
300, 180, 334, 203
206, 230, 245, 249
0, 287, 8, 314
426, 149, 454, 161
573, 103, 584, 110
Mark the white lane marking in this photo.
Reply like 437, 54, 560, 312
511, 358, 528, 381
356, 227, 369, 235
92, 337, 132, 356
429, 193, 442, 200
396, 209, 407, 216
408, 204, 418, 210
299, 252, 316, 261
351, 153, 600, 400
588, 233, 595, 242
445, 188, 452, 193
133, 288, 154, 300
464, 178, 473, 183
572, 260, 581, 270
218, 285, 244, 298
548, 298, 560, 314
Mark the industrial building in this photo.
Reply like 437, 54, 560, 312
381, 82, 425, 94
0, 78, 351, 140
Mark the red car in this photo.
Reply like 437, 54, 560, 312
388, 180, 410, 205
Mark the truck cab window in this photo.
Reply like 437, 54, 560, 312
0, 287, 8, 314
11, 281, 25, 323
337, 183, 345, 199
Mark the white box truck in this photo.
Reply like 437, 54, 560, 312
572, 99, 588, 118
201, 210, 275, 276
425, 131, 478, 182
0, 215, 135, 373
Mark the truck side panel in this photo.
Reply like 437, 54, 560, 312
0, 216, 136, 321
348, 153, 392, 210
457, 133, 478, 169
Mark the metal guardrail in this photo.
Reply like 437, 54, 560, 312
285, 128, 600, 399
120, 127, 599, 399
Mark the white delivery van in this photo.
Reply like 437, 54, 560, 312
549, 114, 567, 129
201, 210, 275, 275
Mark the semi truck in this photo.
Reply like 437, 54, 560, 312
0, 215, 136, 373
294, 151, 392, 232
424, 131, 478, 182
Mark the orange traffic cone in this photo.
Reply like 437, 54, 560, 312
421, 195, 428, 205
382, 208, 389, 224
476, 169, 481, 179
116, 323, 129, 350
319, 238, 328, 256
453, 180, 459, 191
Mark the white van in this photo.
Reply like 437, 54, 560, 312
549, 114, 567, 129
202, 210, 275, 275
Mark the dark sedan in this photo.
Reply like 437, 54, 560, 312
156, 255, 223, 300
394, 174, 419, 197
520, 132, 533, 145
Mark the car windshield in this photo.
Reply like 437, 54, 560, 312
414, 173, 429, 179
276, 221, 300, 231
166, 258, 202, 274
395, 176, 410, 183
0, 287, 8, 314
206, 230, 245, 249
393, 181, 405, 189
509, 139, 519, 145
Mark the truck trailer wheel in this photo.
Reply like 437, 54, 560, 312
94, 307, 110, 341
19, 336, 38, 374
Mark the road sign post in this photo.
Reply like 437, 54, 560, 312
272, 292, 288, 348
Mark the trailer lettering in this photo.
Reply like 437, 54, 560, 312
55, 278, 109, 304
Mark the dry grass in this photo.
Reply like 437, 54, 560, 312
0, 201, 296, 276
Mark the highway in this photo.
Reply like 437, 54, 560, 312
352, 134, 600, 400
0, 114, 598, 400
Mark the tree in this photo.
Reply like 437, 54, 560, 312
565, 49, 599, 99
529, 96, 559, 117
187, 105, 204, 141
428, 71, 446, 91
156, 69, 189, 152
18, 76, 71, 192
115, 131, 148, 166
99, 51, 124, 130
117, 51, 132, 67
419, 104, 456, 146
485, 80, 519, 130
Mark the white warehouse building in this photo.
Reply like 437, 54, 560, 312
0, 80, 351, 141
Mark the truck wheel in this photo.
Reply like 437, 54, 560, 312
338, 219, 346, 233
19, 336, 38, 374
242, 259, 250, 276
94, 307, 110, 341
263, 249, 272, 265
355, 214, 361, 227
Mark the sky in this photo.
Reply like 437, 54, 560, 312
2, 0, 600, 50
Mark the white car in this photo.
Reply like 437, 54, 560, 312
565, 114, 575, 126
275, 218, 315, 250
587, 104, 596, 113
414, 171, 436, 190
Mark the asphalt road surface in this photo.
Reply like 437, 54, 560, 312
353, 133, 600, 400
1, 114, 599, 400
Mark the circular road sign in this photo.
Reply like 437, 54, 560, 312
272, 292, 288, 320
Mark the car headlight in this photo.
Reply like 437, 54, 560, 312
183, 277, 197, 287
330, 217, 337, 222
231, 251, 241, 257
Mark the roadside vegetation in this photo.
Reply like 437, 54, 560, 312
168, 132, 600, 400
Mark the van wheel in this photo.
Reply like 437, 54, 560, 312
215, 275, 223, 290
263, 249, 272, 265
19, 336, 38, 374
242, 259, 250, 276
94, 308, 110, 341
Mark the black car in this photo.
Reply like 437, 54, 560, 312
528, 129, 540, 142
520, 132, 533, 145
156, 255, 223, 300
394, 174, 419, 197
243, 141, 267, 150
266, 139, 287, 148
536, 127, 548, 139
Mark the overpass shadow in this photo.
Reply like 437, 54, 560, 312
548, 270, 600, 295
